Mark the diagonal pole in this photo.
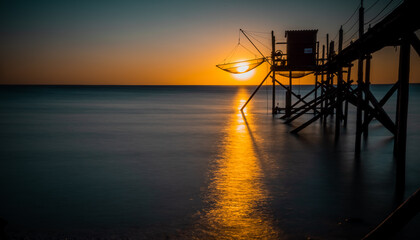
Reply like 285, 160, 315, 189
240, 29, 271, 65
240, 70, 273, 111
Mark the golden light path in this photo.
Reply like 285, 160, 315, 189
198, 88, 281, 239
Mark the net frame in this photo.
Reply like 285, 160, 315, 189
216, 58, 265, 74
276, 71, 314, 78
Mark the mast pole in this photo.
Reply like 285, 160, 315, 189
240, 29, 271, 64
272, 31, 276, 114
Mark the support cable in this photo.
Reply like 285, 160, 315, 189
342, 3, 361, 26
367, 0, 403, 26
246, 31, 272, 51
240, 29, 271, 65
344, 29, 359, 45
344, 19, 359, 36
365, 0, 380, 13
365, 0, 395, 25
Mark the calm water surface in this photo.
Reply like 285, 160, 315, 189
0, 85, 419, 239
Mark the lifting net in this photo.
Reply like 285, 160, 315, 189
216, 58, 265, 74
276, 71, 313, 78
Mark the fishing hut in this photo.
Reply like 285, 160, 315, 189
217, 29, 320, 117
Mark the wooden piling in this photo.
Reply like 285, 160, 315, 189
355, 1, 364, 156
344, 65, 351, 127
272, 31, 276, 114
325, 41, 334, 122
314, 42, 319, 114
320, 45, 325, 121
363, 54, 371, 138
394, 37, 410, 193
335, 27, 344, 138
285, 71, 292, 117
324, 35, 330, 123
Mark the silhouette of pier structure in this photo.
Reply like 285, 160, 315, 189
219, 0, 420, 237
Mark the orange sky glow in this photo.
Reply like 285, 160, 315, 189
0, 1, 419, 85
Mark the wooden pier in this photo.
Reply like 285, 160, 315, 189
239, 0, 420, 237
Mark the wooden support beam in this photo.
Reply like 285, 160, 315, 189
345, 86, 396, 135
344, 65, 352, 127
274, 79, 310, 106
291, 100, 339, 134
408, 32, 420, 57
394, 38, 410, 192
362, 82, 400, 132
280, 82, 331, 120
362, 187, 420, 240
240, 71, 272, 111
285, 89, 337, 124
324, 41, 335, 122
325, 0, 420, 71
363, 55, 372, 138
285, 71, 292, 117
275, 79, 319, 119
335, 27, 344, 139
272, 31, 276, 114
291, 84, 320, 109
314, 41, 320, 114
355, 2, 365, 156
320, 45, 326, 116
363, 88, 396, 134
355, 62, 364, 155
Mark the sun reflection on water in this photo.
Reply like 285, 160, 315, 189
198, 88, 280, 239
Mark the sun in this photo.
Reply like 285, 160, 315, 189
233, 62, 255, 80
234, 69, 256, 80
236, 65, 249, 73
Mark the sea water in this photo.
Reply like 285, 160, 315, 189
0, 85, 419, 239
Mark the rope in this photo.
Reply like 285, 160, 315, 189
223, 43, 240, 63
241, 29, 271, 35
266, 70, 269, 114
365, 0, 381, 13
246, 32, 271, 51
332, 30, 339, 42
367, 0, 403, 26
344, 28, 359, 46
344, 18, 359, 36
365, 0, 395, 25
239, 43, 258, 59
342, 3, 361, 26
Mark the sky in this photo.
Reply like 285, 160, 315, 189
0, 0, 419, 85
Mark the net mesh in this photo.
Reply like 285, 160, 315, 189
216, 58, 265, 74
276, 71, 313, 78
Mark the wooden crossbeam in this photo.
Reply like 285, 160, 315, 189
273, 79, 311, 106
291, 84, 321, 109
408, 32, 420, 57
285, 89, 337, 124
363, 88, 396, 134
362, 82, 400, 132
280, 80, 337, 120
291, 100, 339, 134
346, 88, 396, 135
